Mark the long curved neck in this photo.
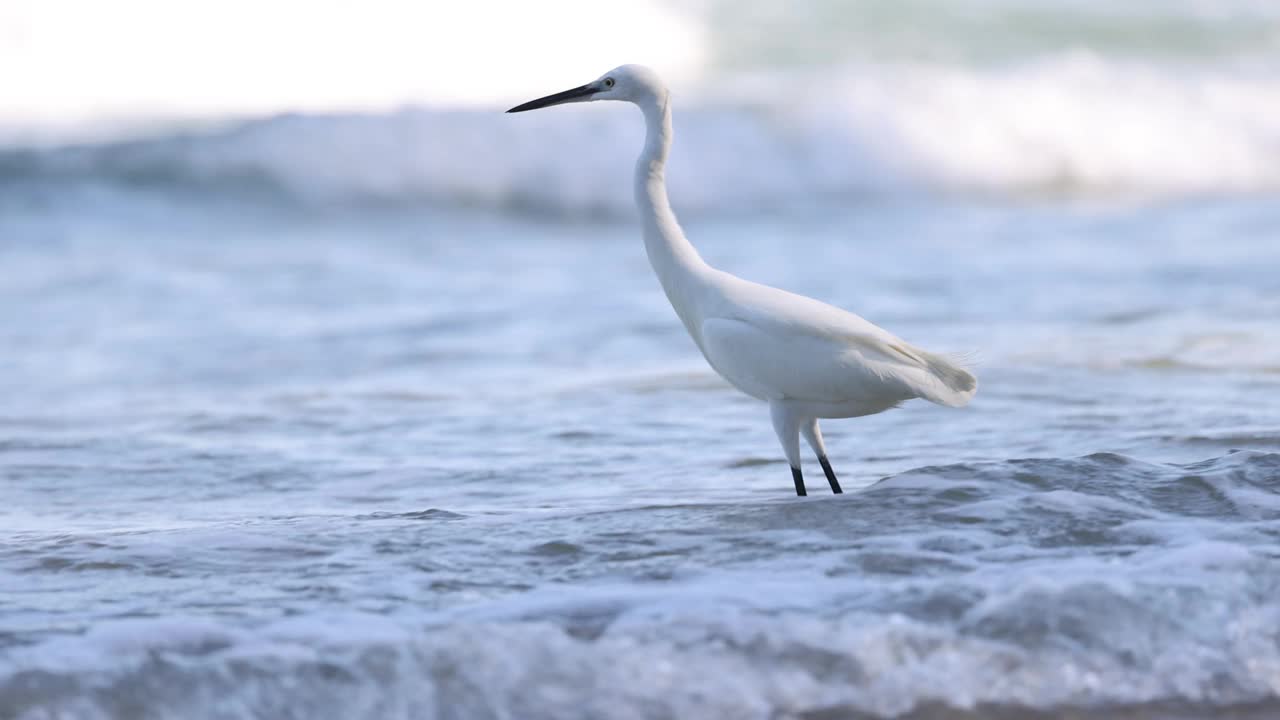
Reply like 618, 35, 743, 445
634, 93, 710, 330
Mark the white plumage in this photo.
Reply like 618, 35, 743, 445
509, 64, 976, 496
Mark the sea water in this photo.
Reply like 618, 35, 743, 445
3, 1, 1280, 718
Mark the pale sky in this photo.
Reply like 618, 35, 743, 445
0, 0, 704, 126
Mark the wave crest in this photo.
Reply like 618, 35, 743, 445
3, 57, 1279, 214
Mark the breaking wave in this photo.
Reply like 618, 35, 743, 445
4, 451, 1280, 720
2, 57, 1278, 215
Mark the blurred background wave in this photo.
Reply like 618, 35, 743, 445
3, 0, 1279, 214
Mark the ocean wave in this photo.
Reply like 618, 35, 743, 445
1, 57, 1278, 215
4, 591, 1278, 720
5, 451, 1279, 719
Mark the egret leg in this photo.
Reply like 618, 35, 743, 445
770, 402, 806, 496
801, 418, 843, 494
817, 456, 843, 494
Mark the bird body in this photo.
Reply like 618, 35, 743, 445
509, 65, 976, 495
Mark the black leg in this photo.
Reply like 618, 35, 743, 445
791, 466, 807, 496
818, 455, 843, 494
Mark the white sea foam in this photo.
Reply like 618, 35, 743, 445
5, 561, 1279, 720
4, 444, 1279, 719
5, 56, 1277, 213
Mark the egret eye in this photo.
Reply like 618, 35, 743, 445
604, 77, 615, 88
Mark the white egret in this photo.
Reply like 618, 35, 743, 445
508, 65, 976, 496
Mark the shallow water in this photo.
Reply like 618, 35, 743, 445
5, 0, 1280, 713
2, 181, 1279, 718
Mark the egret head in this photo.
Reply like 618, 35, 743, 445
507, 65, 666, 113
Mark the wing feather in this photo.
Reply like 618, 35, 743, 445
698, 277, 976, 407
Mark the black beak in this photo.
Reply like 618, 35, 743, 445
506, 83, 597, 113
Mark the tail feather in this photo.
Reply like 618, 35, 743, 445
914, 349, 978, 407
